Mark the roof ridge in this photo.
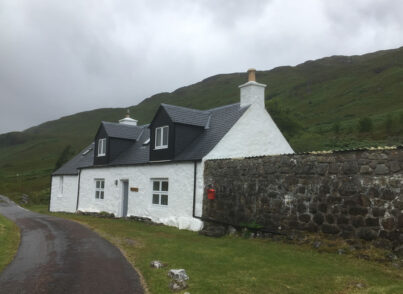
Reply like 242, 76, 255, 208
161, 103, 210, 114
102, 121, 147, 128
207, 102, 240, 112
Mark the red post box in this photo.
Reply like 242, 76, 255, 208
207, 188, 216, 200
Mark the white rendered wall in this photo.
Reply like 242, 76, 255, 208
49, 175, 78, 213
78, 162, 203, 231
204, 103, 294, 160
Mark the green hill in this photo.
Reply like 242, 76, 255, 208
1, 46, 403, 202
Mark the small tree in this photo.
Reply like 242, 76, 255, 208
332, 122, 341, 135
357, 117, 373, 133
384, 114, 394, 132
54, 145, 75, 170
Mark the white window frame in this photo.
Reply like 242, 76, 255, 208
95, 179, 105, 200
58, 176, 64, 197
98, 138, 106, 157
155, 126, 169, 149
151, 179, 168, 206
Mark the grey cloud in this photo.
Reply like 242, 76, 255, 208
0, 0, 402, 134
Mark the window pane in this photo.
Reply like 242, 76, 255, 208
95, 191, 99, 199
161, 194, 168, 205
100, 191, 104, 199
162, 127, 168, 146
161, 181, 168, 191
153, 181, 160, 191
101, 180, 104, 189
152, 194, 159, 204
96, 181, 100, 188
103, 139, 106, 154
156, 128, 161, 147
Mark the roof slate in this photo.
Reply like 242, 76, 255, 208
102, 121, 143, 140
54, 103, 248, 175
52, 143, 95, 175
161, 104, 211, 128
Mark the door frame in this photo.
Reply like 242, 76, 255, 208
120, 179, 129, 218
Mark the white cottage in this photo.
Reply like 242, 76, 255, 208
50, 69, 294, 231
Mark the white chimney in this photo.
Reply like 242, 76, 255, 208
239, 68, 266, 108
119, 109, 138, 126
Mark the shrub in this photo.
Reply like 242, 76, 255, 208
357, 117, 373, 133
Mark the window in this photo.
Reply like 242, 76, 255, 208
155, 126, 168, 149
152, 179, 168, 206
95, 179, 105, 199
59, 176, 64, 195
98, 138, 106, 156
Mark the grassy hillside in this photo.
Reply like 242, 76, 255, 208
1, 46, 403, 201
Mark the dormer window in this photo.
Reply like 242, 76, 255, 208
98, 138, 106, 156
155, 126, 168, 149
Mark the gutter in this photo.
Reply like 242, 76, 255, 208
75, 169, 82, 211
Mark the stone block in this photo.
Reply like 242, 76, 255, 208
308, 203, 317, 214
357, 228, 378, 241
372, 207, 385, 217
297, 185, 306, 194
365, 217, 379, 227
367, 187, 380, 198
322, 224, 340, 235
349, 206, 368, 216
382, 218, 395, 231
325, 214, 335, 224
318, 203, 327, 213
390, 161, 400, 172
342, 161, 359, 174
313, 213, 324, 225
357, 195, 371, 206
297, 203, 307, 213
352, 216, 365, 227
337, 215, 350, 225
381, 188, 395, 201
339, 178, 360, 196
398, 214, 403, 229
328, 163, 340, 174
359, 165, 373, 174
299, 214, 311, 223
327, 196, 342, 204
317, 163, 328, 175
375, 164, 389, 175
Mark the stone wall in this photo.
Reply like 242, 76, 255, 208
203, 148, 403, 246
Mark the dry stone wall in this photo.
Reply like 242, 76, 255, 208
203, 148, 403, 246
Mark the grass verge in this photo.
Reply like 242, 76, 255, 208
29, 204, 403, 294
0, 213, 20, 273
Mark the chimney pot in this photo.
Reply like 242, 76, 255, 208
248, 68, 256, 82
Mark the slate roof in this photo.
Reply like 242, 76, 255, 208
53, 103, 248, 175
102, 121, 143, 140
161, 104, 211, 128
175, 103, 248, 160
53, 143, 95, 175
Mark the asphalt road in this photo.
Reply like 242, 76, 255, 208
0, 195, 144, 294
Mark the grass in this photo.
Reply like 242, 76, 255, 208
30, 204, 403, 294
0, 213, 20, 273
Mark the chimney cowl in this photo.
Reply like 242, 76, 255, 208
247, 68, 256, 82
119, 109, 138, 125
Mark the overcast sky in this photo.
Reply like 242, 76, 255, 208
0, 0, 402, 134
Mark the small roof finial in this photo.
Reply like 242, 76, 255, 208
125, 109, 130, 118
247, 68, 256, 82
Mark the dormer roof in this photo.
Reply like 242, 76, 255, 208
100, 121, 143, 140
158, 104, 211, 128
